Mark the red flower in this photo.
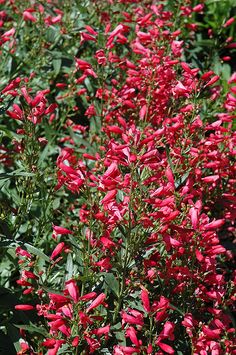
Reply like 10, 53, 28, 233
158, 342, 175, 354
140, 289, 151, 313
52, 225, 73, 235
65, 279, 79, 303
15, 304, 34, 311
86, 293, 106, 313
121, 310, 144, 327
50, 242, 65, 260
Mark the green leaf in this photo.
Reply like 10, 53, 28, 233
104, 273, 119, 298
116, 189, 124, 203
68, 236, 82, 251
25, 243, 50, 262
65, 253, 74, 280
111, 322, 126, 345
195, 39, 215, 47
53, 58, 62, 76
52, 198, 61, 210
221, 64, 231, 82
57, 343, 70, 354
13, 323, 47, 336
0, 171, 35, 180
165, 144, 175, 172
84, 77, 93, 93
38, 143, 51, 167
0, 240, 16, 248
41, 286, 65, 295
175, 171, 190, 189
0, 173, 11, 181
0, 125, 16, 138
46, 27, 58, 43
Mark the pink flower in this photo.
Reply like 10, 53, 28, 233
160, 321, 175, 340
141, 289, 151, 313
80, 32, 97, 44
126, 326, 140, 346
52, 225, 73, 235
15, 304, 34, 311
121, 310, 144, 327
114, 345, 140, 354
192, 4, 204, 12
158, 342, 175, 354
47, 340, 66, 355
223, 17, 235, 27
2, 77, 21, 94
173, 81, 190, 97
80, 292, 97, 301
165, 167, 175, 185
86, 293, 106, 313
204, 219, 225, 230
92, 324, 110, 336
182, 314, 194, 328
139, 105, 147, 120
190, 208, 198, 229
50, 242, 65, 260
49, 293, 69, 305
101, 190, 117, 205
71, 337, 79, 347
201, 175, 219, 183
95, 49, 107, 65
16, 247, 31, 259
204, 75, 220, 88
202, 326, 221, 339
106, 24, 124, 48
23, 10, 37, 22
65, 279, 79, 303
84, 335, 100, 352
171, 40, 183, 57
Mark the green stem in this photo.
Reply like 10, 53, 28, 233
112, 241, 129, 324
